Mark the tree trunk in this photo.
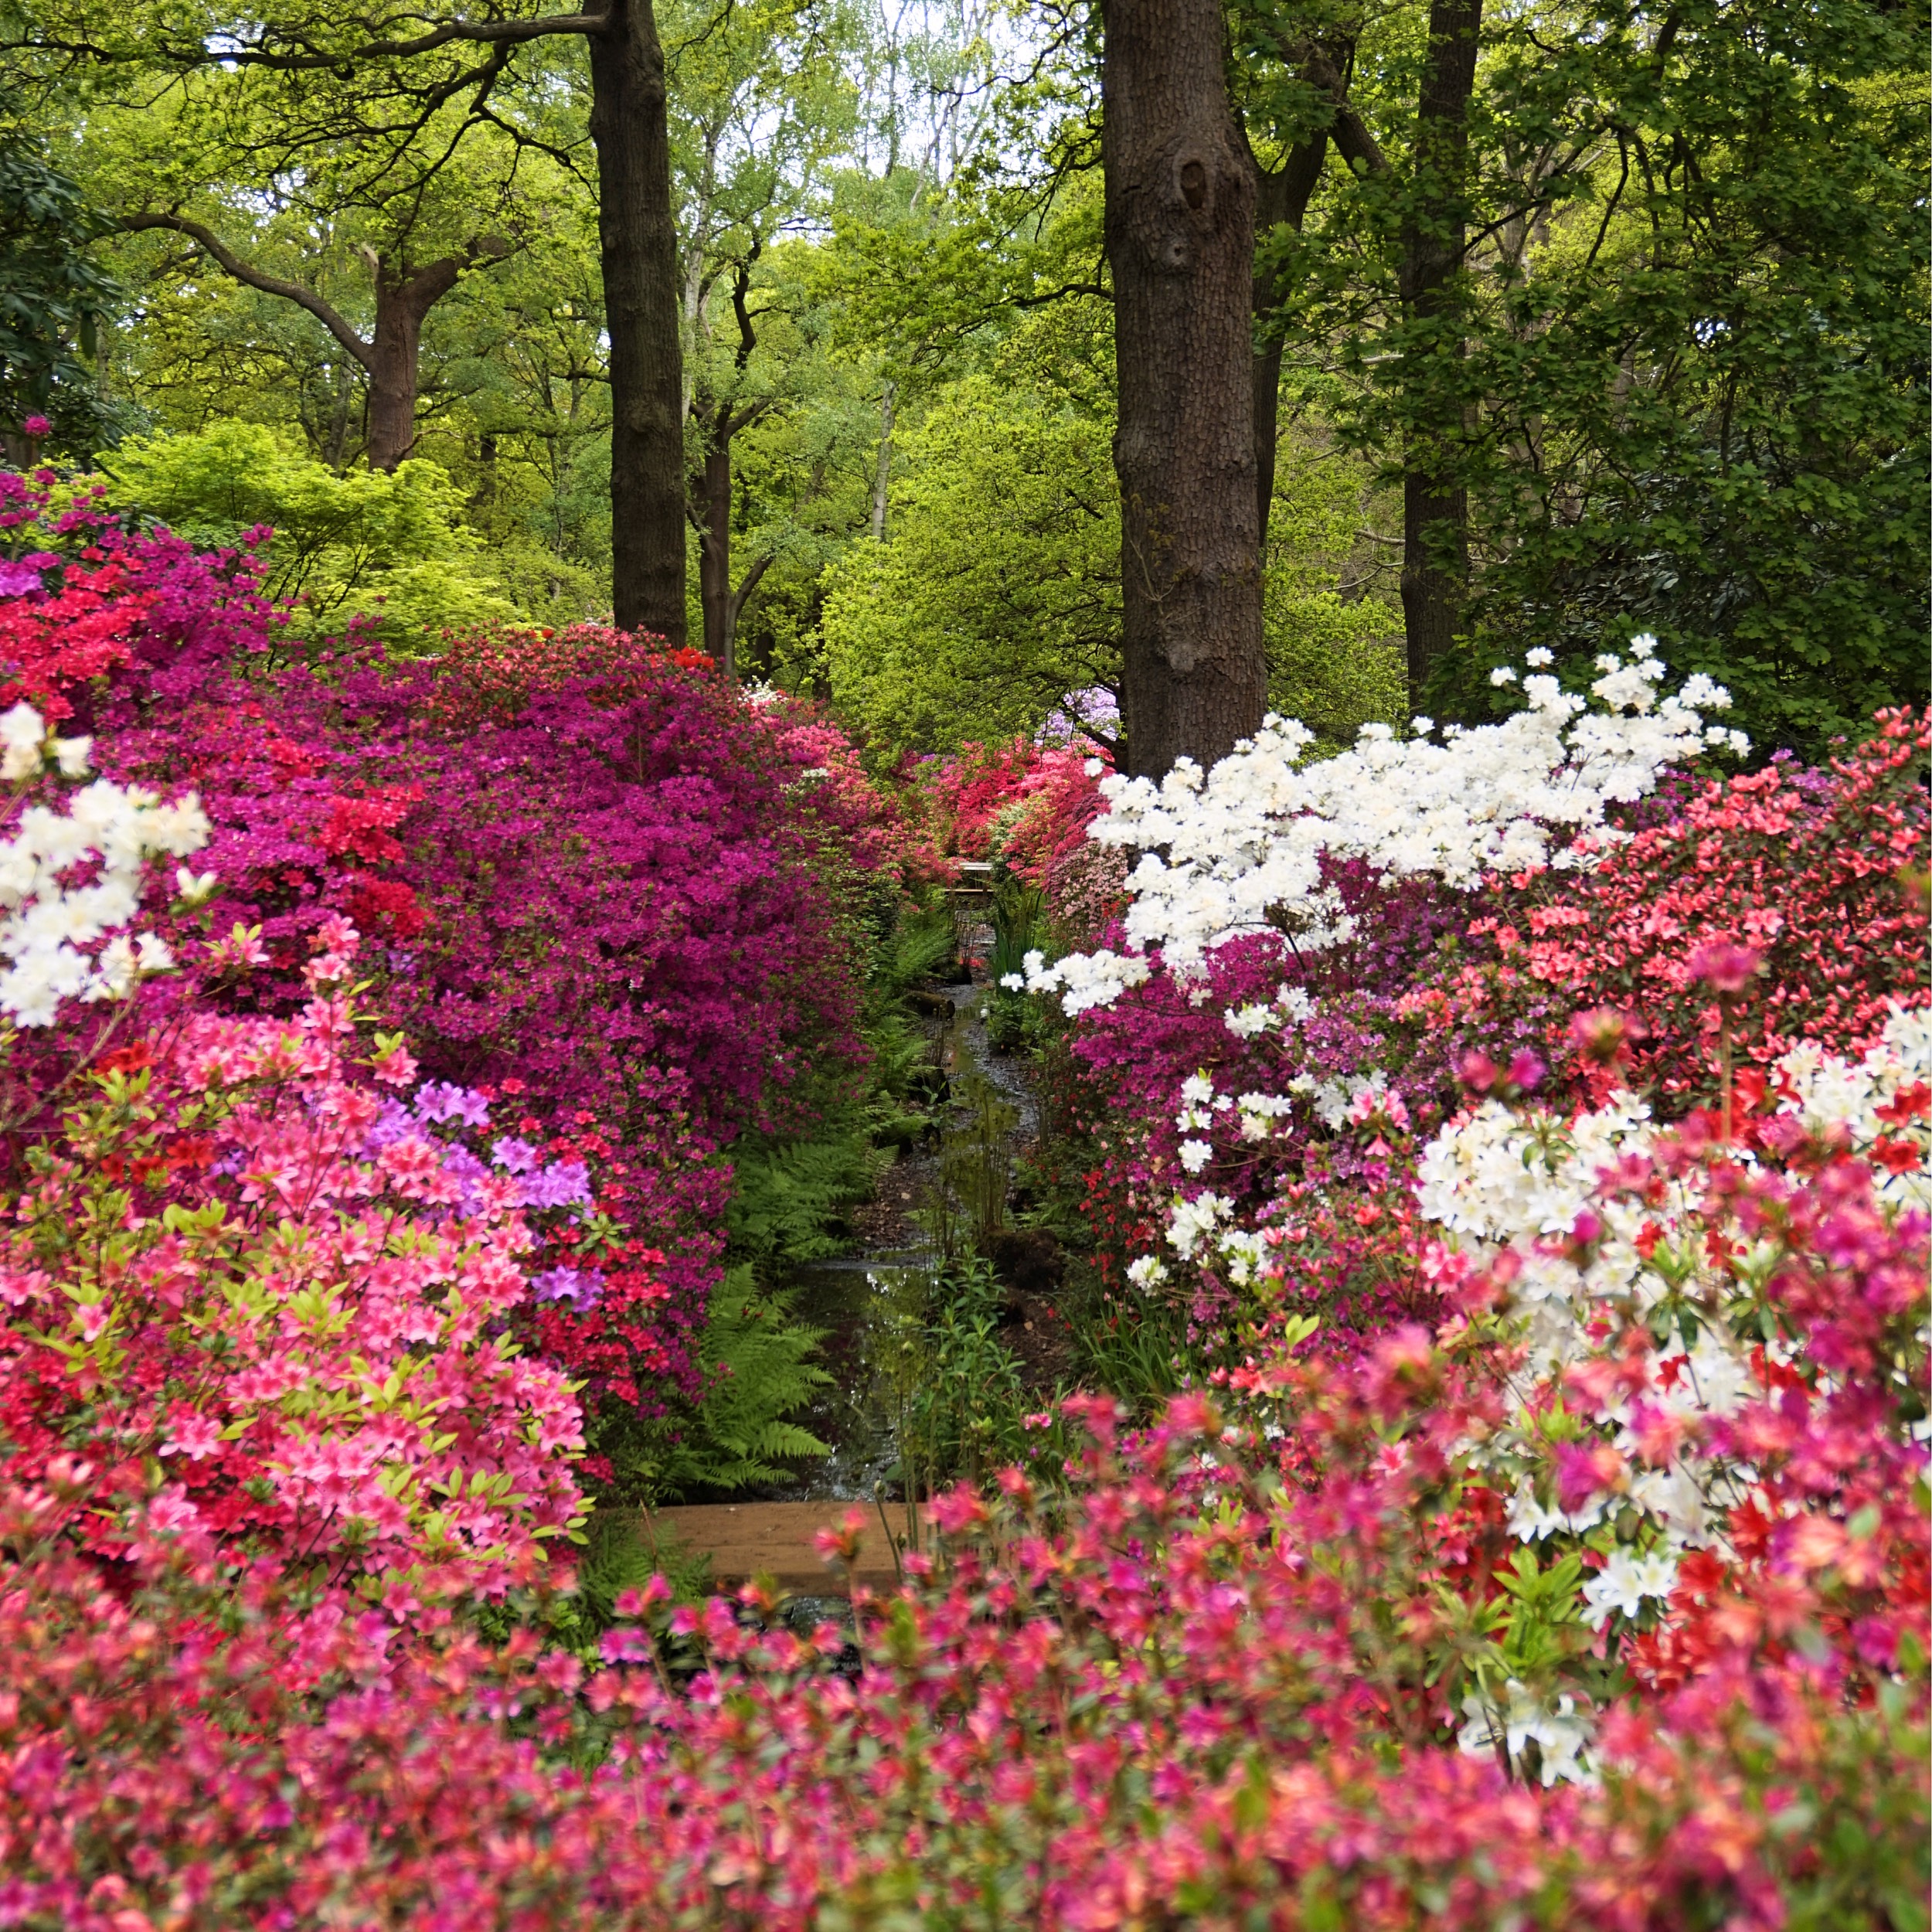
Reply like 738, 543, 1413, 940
590, 0, 688, 642
366, 258, 460, 471
1102, 0, 1265, 780
1250, 131, 1330, 553
1397, 0, 1481, 704
324, 364, 353, 471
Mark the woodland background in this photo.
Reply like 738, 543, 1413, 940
1, 0, 1926, 760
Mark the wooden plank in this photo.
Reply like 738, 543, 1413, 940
648, 1500, 901, 1592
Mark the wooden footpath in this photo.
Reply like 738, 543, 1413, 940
647, 1501, 900, 1593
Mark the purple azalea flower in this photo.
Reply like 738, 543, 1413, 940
491, 1136, 537, 1174
414, 1081, 491, 1128
529, 1265, 601, 1311
522, 1160, 591, 1211
363, 1100, 419, 1151
0, 558, 45, 597
439, 1144, 489, 1207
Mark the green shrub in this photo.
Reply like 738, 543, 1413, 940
100, 419, 520, 645
905, 1258, 1031, 1487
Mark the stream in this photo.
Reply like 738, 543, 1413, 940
649, 917, 1053, 1627
770, 975, 1027, 1505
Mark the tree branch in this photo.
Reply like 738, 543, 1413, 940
124, 11, 609, 73
116, 213, 373, 369
1012, 280, 1113, 308
728, 551, 773, 626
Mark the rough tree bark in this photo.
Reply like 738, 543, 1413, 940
589, 0, 689, 642
1396, 0, 1482, 702
117, 213, 500, 470
363, 253, 464, 467
1101, 0, 1266, 780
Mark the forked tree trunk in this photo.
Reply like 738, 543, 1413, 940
1102, 0, 1266, 780
117, 213, 491, 474
1397, 0, 1482, 702
366, 257, 462, 470
692, 442, 773, 681
589, 0, 689, 643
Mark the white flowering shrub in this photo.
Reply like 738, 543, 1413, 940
1024, 638, 1744, 1006
1421, 1003, 1931, 1777
0, 702, 210, 1027
1114, 1007, 1930, 1786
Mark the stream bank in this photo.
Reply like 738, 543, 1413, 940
649, 918, 1073, 1597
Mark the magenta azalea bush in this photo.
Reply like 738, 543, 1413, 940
0, 473, 908, 1487
0, 1091, 1923, 1925
0, 470, 1925, 1925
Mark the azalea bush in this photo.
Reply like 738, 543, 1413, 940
1, 474, 913, 1497
1, 455, 1925, 1924
2, 1067, 1923, 1924
0, 923, 588, 1609
1019, 649, 1926, 1328
921, 733, 1122, 932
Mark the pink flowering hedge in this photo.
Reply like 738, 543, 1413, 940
0, 461, 1927, 1924
921, 734, 1125, 929
2, 1105, 1923, 1926
0, 927, 587, 1611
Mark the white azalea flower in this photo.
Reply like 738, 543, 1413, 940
1581, 1549, 1679, 1629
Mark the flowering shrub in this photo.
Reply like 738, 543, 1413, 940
1525, 708, 1929, 1108
1023, 638, 1743, 1008
922, 735, 1122, 930
0, 469, 279, 719
0, 703, 207, 1036
2, 460, 1923, 1921
3, 1079, 1921, 1924
1017, 641, 1923, 1317
0, 918, 587, 1607
0, 478, 910, 1494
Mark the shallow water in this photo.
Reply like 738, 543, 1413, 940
764, 1258, 931, 1502
769, 972, 1035, 1506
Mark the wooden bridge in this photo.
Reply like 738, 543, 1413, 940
648, 1500, 903, 1593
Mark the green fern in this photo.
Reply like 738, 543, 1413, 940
658, 1268, 833, 1495
726, 1129, 886, 1270
573, 1509, 713, 1634
884, 901, 957, 992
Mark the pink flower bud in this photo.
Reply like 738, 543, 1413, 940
1507, 1049, 1546, 1093
1458, 1051, 1498, 1094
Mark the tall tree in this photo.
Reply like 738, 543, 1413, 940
1100, 0, 1266, 778
5, 0, 692, 641
1240, 3, 1484, 704
1393, 0, 1481, 700
690, 253, 774, 675
1236, 25, 1352, 551
587, 0, 687, 637
116, 213, 509, 470
668, 0, 859, 675
1264, 0, 1928, 747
